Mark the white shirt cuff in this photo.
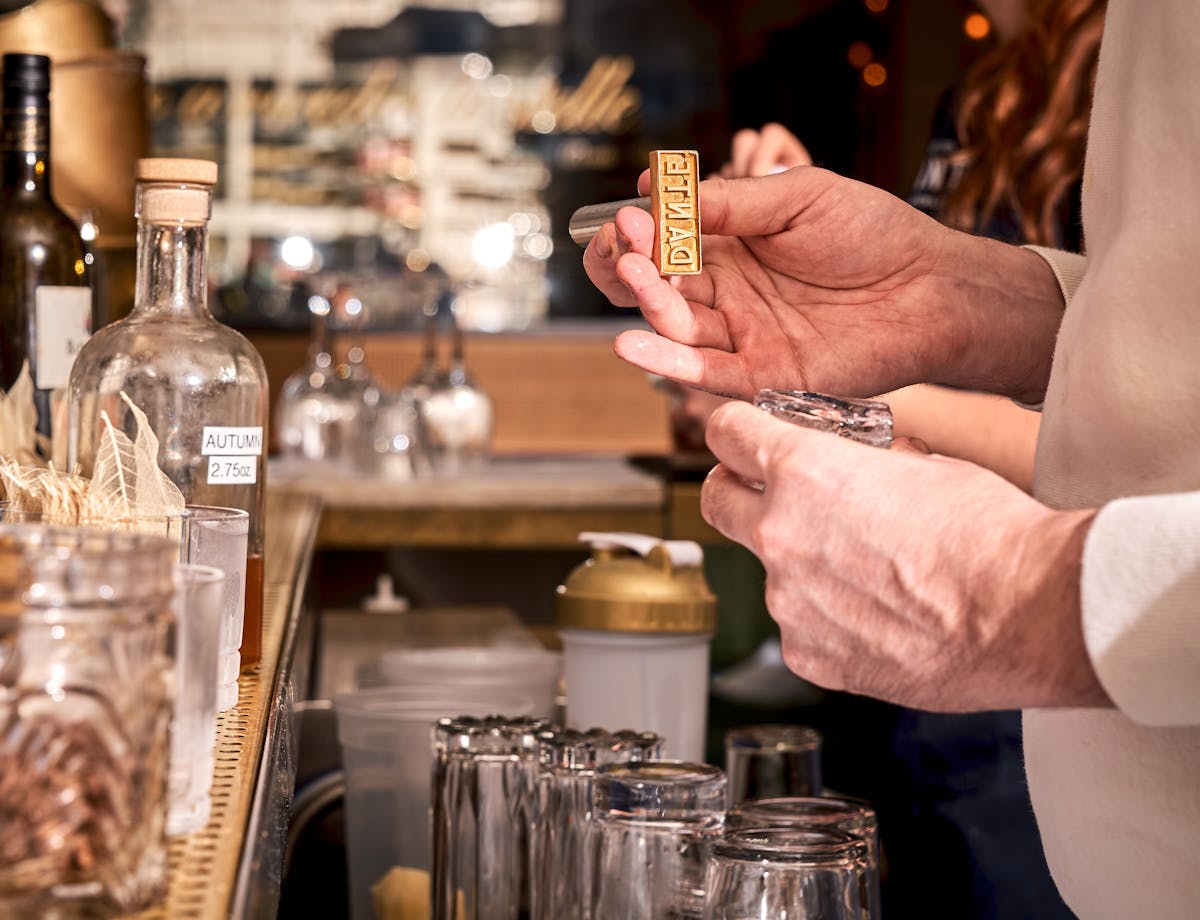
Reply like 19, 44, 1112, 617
1082, 490, 1200, 726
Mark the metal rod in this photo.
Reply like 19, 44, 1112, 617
568, 196, 652, 246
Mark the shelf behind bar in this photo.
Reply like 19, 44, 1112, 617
125, 488, 321, 920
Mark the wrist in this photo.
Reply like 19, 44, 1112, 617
1013, 506, 1111, 708
935, 234, 1066, 402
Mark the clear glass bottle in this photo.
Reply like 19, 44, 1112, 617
330, 284, 382, 472
0, 53, 92, 455
66, 158, 268, 664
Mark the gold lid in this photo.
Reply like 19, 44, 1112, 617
136, 157, 218, 185
555, 532, 717, 634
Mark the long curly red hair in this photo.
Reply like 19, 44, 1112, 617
942, 0, 1106, 248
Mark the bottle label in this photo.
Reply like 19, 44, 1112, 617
202, 426, 263, 485
34, 286, 92, 389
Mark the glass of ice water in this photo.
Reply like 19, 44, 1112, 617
183, 505, 249, 711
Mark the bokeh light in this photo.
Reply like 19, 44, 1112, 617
847, 41, 874, 69
964, 13, 991, 40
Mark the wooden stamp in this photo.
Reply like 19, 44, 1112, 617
650, 149, 701, 275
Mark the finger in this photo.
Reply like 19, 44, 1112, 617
582, 223, 639, 308
699, 463, 766, 547
703, 401, 774, 485
698, 169, 840, 238
614, 205, 655, 257
729, 128, 760, 178
749, 123, 812, 175
706, 400, 860, 487
892, 436, 932, 455
614, 253, 731, 348
613, 329, 754, 397
636, 168, 651, 197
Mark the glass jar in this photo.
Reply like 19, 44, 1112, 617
590, 761, 726, 919
66, 158, 268, 664
0, 524, 176, 915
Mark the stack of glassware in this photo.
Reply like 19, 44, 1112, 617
421, 717, 882, 920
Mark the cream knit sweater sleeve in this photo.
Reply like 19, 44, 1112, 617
1029, 245, 1200, 728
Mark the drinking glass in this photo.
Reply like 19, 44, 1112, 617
182, 505, 248, 711
0, 524, 176, 915
702, 828, 873, 919
365, 387, 424, 480
724, 724, 822, 806
431, 715, 550, 920
754, 389, 893, 448
591, 761, 726, 919
531, 728, 663, 920
726, 796, 882, 918
168, 563, 224, 836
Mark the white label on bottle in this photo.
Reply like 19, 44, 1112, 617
34, 286, 92, 389
202, 427, 263, 485
202, 427, 264, 456
207, 456, 258, 485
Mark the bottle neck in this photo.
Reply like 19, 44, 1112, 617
134, 221, 212, 318
309, 312, 333, 363
421, 312, 439, 370
1, 101, 52, 197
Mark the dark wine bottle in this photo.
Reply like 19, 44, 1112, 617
0, 52, 91, 455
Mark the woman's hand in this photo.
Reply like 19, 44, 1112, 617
721, 122, 812, 178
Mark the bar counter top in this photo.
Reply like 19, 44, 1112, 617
126, 487, 321, 920
272, 455, 688, 549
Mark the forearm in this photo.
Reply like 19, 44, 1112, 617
933, 234, 1066, 403
884, 384, 1040, 492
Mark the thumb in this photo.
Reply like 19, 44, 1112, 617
637, 168, 841, 238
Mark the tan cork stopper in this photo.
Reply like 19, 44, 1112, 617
136, 158, 216, 223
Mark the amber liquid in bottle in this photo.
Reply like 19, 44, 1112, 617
0, 53, 91, 453
243, 552, 264, 665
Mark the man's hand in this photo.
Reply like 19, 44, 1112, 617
584, 168, 1065, 404
699, 401, 1110, 712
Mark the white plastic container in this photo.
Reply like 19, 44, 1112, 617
560, 629, 711, 762
377, 645, 562, 719
334, 686, 535, 920
556, 532, 717, 763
